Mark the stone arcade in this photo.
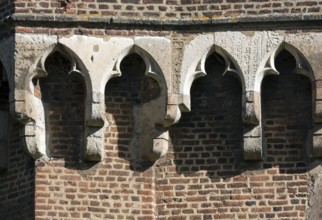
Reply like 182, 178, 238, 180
2, 1, 322, 219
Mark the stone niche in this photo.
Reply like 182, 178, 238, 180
0, 62, 9, 171
253, 43, 315, 160
105, 52, 167, 164
38, 50, 86, 160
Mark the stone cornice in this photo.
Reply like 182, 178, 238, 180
1, 13, 322, 30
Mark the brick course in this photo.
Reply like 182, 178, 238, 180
33, 52, 157, 219
154, 51, 312, 219
0, 0, 322, 23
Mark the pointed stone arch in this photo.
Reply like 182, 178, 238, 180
19, 43, 89, 160
58, 36, 134, 162
178, 35, 248, 161
58, 35, 172, 162
180, 36, 245, 114
178, 36, 246, 149
248, 42, 315, 160
105, 44, 169, 161
111, 45, 168, 95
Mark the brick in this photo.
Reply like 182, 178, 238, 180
2, 5, 317, 220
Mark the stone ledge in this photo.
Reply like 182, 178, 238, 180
2, 13, 322, 28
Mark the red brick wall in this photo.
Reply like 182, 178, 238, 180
12, 0, 322, 22
156, 52, 245, 219
1, 28, 316, 219
35, 52, 157, 219
35, 51, 88, 219
259, 49, 311, 219
155, 50, 312, 219
104, 53, 156, 219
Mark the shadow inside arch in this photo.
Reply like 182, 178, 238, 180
105, 53, 163, 172
170, 51, 244, 180
170, 50, 316, 181
260, 49, 314, 174
38, 51, 98, 171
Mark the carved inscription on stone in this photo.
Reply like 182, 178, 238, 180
215, 31, 283, 91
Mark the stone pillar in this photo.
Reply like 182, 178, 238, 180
243, 91, 263, 160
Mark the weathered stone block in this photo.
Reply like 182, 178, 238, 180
243, 126, 262, 160
153, 131, 169, 159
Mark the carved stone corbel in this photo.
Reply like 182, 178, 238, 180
179, 35, 215, 111
83, 91, 105, 161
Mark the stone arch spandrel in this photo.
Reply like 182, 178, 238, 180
179, 34, 214, 112
21, 42, 91, 160
285, 33, 322, 79
132, 45, 169, 161
134, 37, 171, 92
59, 36, 172, 162
14, 34, 57, 94
59, 36, 134, 161
179, 34, 245, 122
252, 42, 315, 159
215, 31, 284, 125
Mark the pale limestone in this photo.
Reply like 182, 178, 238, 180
10, 31, 322, 163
